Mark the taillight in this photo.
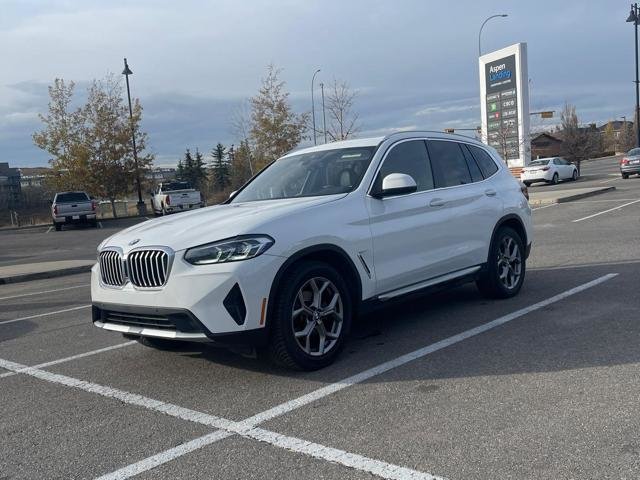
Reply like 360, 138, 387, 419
166, 196, 171, 206
520, 183, 529, 201
91, 201, 97, 211
53, 205, 58, 215
542, 166, 550, 171
621, 158, 629, 165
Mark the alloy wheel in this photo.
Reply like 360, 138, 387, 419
291, 277, 343, 356
497, 236, 522, 290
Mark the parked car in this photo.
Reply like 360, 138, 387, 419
620, 148, 640, 179
51, 191, 97, 231
520, 157, 578, 186
151, 181, 204, 216
92, 131, 532, 370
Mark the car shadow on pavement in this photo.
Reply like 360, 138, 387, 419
0, 320, 37, 344
145, 260, 639, 385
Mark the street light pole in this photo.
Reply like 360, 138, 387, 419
311, 69, 321, 145
122, 58, 146, 216
320, 82, 327, 144
478, 14, 508, 57
627, 4, 640, 147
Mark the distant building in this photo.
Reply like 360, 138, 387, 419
0, 162, 22, 208
531, 132, 563, 159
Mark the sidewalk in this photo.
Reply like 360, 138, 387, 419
528, 186, 615, 207
0, 260, 95, 285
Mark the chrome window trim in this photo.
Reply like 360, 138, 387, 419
365, 137, 499, 201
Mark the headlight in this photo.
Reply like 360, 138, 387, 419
184, 235, 275, 265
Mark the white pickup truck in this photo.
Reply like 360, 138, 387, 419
51, 191, 97, 231
151, 181, 204, 216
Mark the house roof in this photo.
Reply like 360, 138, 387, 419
531, 132, 563, 143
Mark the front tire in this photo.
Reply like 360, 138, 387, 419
477, 226, 526, 299
572, 169, 578, 181
268, 261, 352, 370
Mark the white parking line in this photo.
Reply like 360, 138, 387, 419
98, 222, 103, 229
46, 226, 53, 234
0, 304, 91, 326
4, 273, 613, 480
0, 341, 136, 379
531, 203, 558, 211
572, 199, 640, 223
0, 284, 89, 301
598, 176, 622, 184
0, 357, 444, 480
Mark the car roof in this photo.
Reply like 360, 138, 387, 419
283, 130, 488, 157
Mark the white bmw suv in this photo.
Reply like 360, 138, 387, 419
92, 131, 532, 370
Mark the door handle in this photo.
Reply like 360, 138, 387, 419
429, 198, 446, 207
484, 189, 497, 197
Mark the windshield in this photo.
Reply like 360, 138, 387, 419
232, 146, 377, 203
627, 148, 640, 156
163, 181, 192, 191
529, 159, 551, 166
56, 192, 89, 203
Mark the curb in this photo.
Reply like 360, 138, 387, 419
0, 264, 94, 285
0, 215, 148, 232
529, 186, 616, 207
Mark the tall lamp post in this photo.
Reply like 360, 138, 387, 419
311, 68, 321, 145
122, 58, 146, 216
320, 82, 327, 143
478, 14, 508, 56
627, 4, 640, 147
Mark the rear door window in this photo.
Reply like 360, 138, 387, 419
427, 140, 472, 188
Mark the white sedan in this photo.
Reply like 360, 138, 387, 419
520, 157, 578, 186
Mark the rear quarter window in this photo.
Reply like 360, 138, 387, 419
468, 145, 499, 178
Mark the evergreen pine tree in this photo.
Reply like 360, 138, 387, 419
210, 142, 230, 191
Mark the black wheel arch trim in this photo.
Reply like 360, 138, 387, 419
266, 244, 364, 331
491, 214, 529, 256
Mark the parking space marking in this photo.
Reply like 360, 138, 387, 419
0, 284, 89, 302
599, 176, 622, 184
531, 203, 557, 211
46, 226, 53, 233
0, 341, 136, 379
0, 357, 444, 480
98, 222, 103, 229
34, 273, 615, 480
572, 199, 640, 223
0, 304, 91, 326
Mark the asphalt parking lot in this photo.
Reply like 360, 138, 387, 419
2, 158, 640, 479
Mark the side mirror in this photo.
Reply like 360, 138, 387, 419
375, 173, 417, 198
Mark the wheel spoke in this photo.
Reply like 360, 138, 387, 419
294, 321, 314, 338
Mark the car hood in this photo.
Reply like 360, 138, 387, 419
102, 195, 345, 252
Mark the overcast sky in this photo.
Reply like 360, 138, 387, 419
0, 0, 632, 167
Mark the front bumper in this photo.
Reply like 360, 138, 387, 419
91, 250, 286, 339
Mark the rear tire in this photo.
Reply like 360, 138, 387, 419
54, 223, 62, 231
268, 261, 352, 370
572, 169, 578, 181
622, 173, 629, 179
549, 173, 559, 185
476, 226, 526, 299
